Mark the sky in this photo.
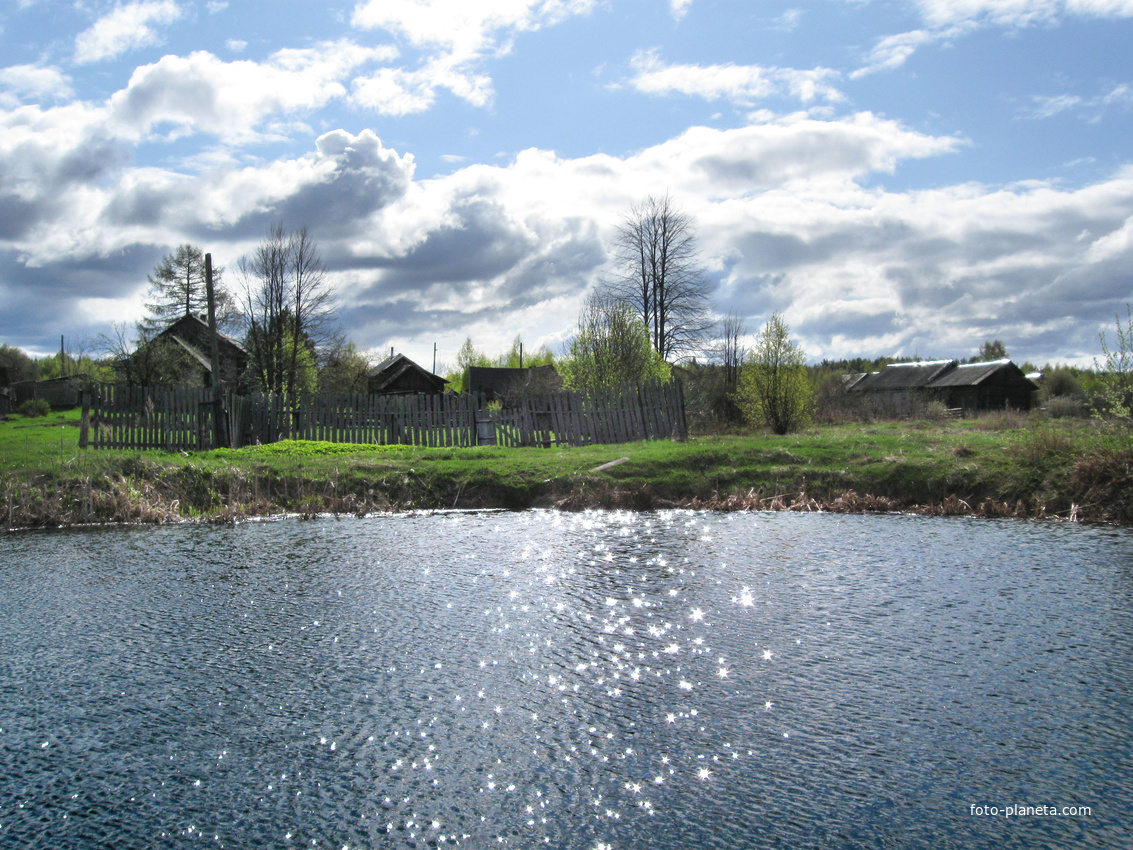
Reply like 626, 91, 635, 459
3, 0, 1133, 371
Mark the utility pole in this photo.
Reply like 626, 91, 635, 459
205, 253, 227, 448
433, 342, 437, 375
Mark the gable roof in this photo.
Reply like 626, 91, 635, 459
852, 360, 956, 392
156, 313, 247, 366
927, 359, 1036, 389
850, 358, 1039, 394
367, 353, 448, 393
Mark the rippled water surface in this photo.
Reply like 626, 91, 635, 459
0, 511, 1130, 849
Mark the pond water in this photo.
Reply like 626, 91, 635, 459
0, 511, 1130, 849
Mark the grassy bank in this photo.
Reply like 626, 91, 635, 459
2, 407, 1131, 529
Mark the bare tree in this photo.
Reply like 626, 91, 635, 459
704, 311, 747, 422
718, 311, 747, 398
239, 223, 336, 395
605, 194, 713, 360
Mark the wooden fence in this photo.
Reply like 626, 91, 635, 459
81, 380, 686, 451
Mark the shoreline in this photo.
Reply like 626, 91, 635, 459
0, 476, 1109, 532
3, 415, 1131, 531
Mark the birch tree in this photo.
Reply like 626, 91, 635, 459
239, 223, 335, 395
606, 194, 713, 360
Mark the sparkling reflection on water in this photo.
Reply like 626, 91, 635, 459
0, 511, 1130, 849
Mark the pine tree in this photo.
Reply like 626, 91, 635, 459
142, 244, 237, 333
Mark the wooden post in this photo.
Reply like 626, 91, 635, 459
205, 253, 227, 448
79, 387, 90, 449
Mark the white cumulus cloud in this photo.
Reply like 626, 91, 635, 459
623, 49, 844, 106
74, 0, 183, 65
0, 64, 74, 107
107, 41, 397, 143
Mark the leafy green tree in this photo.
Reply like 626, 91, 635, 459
1094, 303, 1133, 424
560, 293, 670, 389
734, 312, 812, 435
319, 341, 372, 393
498, 335, 555, 369
444, 337, 492, 393
974, 339, 1008, 362
0, 343, 39, 383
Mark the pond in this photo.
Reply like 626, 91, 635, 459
0, 511, 1130, 849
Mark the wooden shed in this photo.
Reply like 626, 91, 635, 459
367, 353, 448, 395
11, 375, 87, 408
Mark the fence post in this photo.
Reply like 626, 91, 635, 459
79, 387, 90, 449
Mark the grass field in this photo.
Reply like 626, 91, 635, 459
1, 406, 1130, 528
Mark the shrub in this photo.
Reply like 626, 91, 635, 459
1044, 396, 1087, 419
734, 313, 812, 435
18, 398, 51, 418
1094, 304, 1133, 425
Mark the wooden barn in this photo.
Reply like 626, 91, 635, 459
850, 359, 1037, 412
849, 360, 955, 394
0, 352, 12, 388
468, 365, 561, 401
367, 353, 448, 395
152, 313, 249, 388
926, 359, 1038, 411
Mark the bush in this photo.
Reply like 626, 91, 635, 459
734, 313, 812, 434
1044, 395, 1087, 418
18, 398, 51, 418
1041, 367, 1085, 403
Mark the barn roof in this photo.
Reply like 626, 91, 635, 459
852, 360, 956, 391
850, 358, 1039, 394
928, 359, 1035, 389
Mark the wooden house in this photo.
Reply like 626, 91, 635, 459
153, 313, 249, 389
468, 365, 561, 401
367, 353, 448, 395
850, 359, 1037, 412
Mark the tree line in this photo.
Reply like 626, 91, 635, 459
5, 197, 1131, 435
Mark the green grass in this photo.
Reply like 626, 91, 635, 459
0, 408, 85, 474
1, 408, 1130, 527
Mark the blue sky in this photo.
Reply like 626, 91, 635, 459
3, 0, 1133, 369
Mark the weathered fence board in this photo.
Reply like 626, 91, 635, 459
83, 379, 686, 452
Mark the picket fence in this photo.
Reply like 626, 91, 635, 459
80, 380, 686, 451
